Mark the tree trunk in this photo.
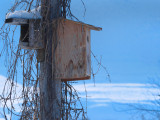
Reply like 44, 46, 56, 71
39, 0, 61, 120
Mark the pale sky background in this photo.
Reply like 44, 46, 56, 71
1, 0, 160, 120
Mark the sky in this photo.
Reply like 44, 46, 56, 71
1, 0, 160, 120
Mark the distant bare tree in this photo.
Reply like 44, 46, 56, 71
128, 81, 160, 120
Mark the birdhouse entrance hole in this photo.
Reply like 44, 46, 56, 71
20, 24, 29, 42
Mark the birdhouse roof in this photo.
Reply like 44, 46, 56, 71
5, 6, 41, 25
6, 6, 41, 20
53, 18, 102, 31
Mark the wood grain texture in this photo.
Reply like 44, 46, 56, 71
19, 19, 43, 49
54, 19, 95, 81
29, 20, 43, 49
39, 0, 61, 120
5, 18, 29, 25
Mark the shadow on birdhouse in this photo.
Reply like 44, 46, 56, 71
20, 24, 29, 46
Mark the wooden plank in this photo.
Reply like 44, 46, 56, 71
40, 0, 61, 119
53, 18, 102, 31
54, 19, 91, 81
29, 20, 43, 49
86, 27, 91, 78
5, 18, 29, 25
19, 41, 30, 49
64, 19, 102, 31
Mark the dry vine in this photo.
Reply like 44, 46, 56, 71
0, 0, 89, 120
0, 0, 110, 120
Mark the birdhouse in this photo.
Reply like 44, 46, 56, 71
5, 7, 43, 49
19, 19, 43, 49
5, 8, 102, 81
53, 18, 102, 81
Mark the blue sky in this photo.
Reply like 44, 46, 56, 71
1, 0, 160, 120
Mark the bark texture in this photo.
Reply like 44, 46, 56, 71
40, 0, 61, 120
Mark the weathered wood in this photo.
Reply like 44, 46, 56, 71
54, 19, 99, 81
29, 20, 43, 49
19, 19, 43, 49
37, 49, 45, 62
59, 18, 102, 31
39, 0, 61, 120
5, 18, 29, 25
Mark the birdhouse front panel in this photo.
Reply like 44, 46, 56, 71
19, 20, 43, 49
54, 19, 91, 81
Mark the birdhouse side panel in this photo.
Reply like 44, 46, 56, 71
86, 28, 91, 78
29, 20, 43, 49
55, 20, 90, 81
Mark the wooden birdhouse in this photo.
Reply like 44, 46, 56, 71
5, 8, 102, 81
5, 7, 43, 49
53, 18, 102, 81
19, 19, 43, 49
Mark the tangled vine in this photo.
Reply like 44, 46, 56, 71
0, 0, 89, 120
0, 0, 110, 120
